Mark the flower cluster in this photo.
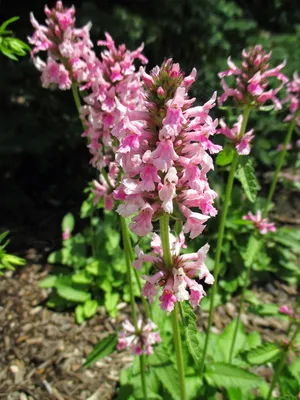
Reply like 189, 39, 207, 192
117, 318, 161, 355
218, 45, 288, 109
28, 1, 97, 90
243, 211, 276, 235
283, 72, 300, 126
114, 60, 220, 238
133, 232, 213, 311
218, 115, 254, 155
81, 33, 147, 209
29, 2, 148, 211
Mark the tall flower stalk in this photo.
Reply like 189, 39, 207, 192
160, 215, 186, 400
201, 44, 288, 370
200, 106, 250, 373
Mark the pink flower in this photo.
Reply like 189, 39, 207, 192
282, 72, 300, 126
243, 211, 276, 235
115, 60, 219, 238
159, 289, 177, 312
277, 143, 292, 152
129, 203, 155, 236
218, 116, 254, 155
218, 45, 287, 109
117, 318, 161, 355
62, 227, 71, 240
135, 232, 212, 311
279, 305, 293, 317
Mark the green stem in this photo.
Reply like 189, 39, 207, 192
121, 216, 149, 399
266, 324, 300, 400
228, 264, 251, 363
120, 216, 138, 329
71, 82, 86, 130
263, 111, 299, 217
160, 214, 173, 267
199, 151, 238, 373
140, 353, 148, 400
160, 215, 187, 400
200, 106, 251, 375
172, 303, 187, 400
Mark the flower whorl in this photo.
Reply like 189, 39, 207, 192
114, 60, 221, 238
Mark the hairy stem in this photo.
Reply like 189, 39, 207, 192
160, 215, 187, 400
200, 106, 251, 375
228, 265, 251, 363
120, 216, 148, 398
266, 324, 300, 400
120, 216, 138, 329
140, 353, 148, 400
263, 111, 299, 217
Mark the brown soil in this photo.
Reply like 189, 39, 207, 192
0, 249, 298, 400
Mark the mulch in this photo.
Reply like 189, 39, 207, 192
0, 248, 298, 400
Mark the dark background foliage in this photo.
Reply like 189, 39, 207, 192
0, 0, 299, 248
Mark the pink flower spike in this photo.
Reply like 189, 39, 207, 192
218, 45, 287, 108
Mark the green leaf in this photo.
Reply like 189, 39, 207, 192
83, 299, 98, 319
75, 304, 85, 324
259, 105, 275, 112
243, 343, 281, 365
72, 271, 93, 284
227, 387, 243, 400
47, 250, 62, 264
105, 291, 119, 317
248, 303, 279, 316
150, 346, 181, 400
56, 283, 91, 303
289, 358, 300, 382
204, 363, 262, 390
181, 303, 202, 364
236, 158, 258, 203
4, 254, 25, 266
245, 331, 262, 351
244, 290, 260, 305
218, 320, 246, 361
243, 235, 262, 268
83, 333, 118, 368
216, 145, 235, 166
0, 16, 19, 34
39, 275, 57, 288
62, 213, 75, 233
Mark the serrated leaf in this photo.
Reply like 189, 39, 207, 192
216, 145, 235, 166
204, 363, 262, 390
243, 343, 281, 365
181, 303, 202, 363
56, 283, 91, 303
245, 331, 262, 351
236, 158, 258, 202
243, 235, 262, 268
289, 358, 300, 382
83, 333, 118, 368
219, 320, 246, 361
150, 346, 181, 400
